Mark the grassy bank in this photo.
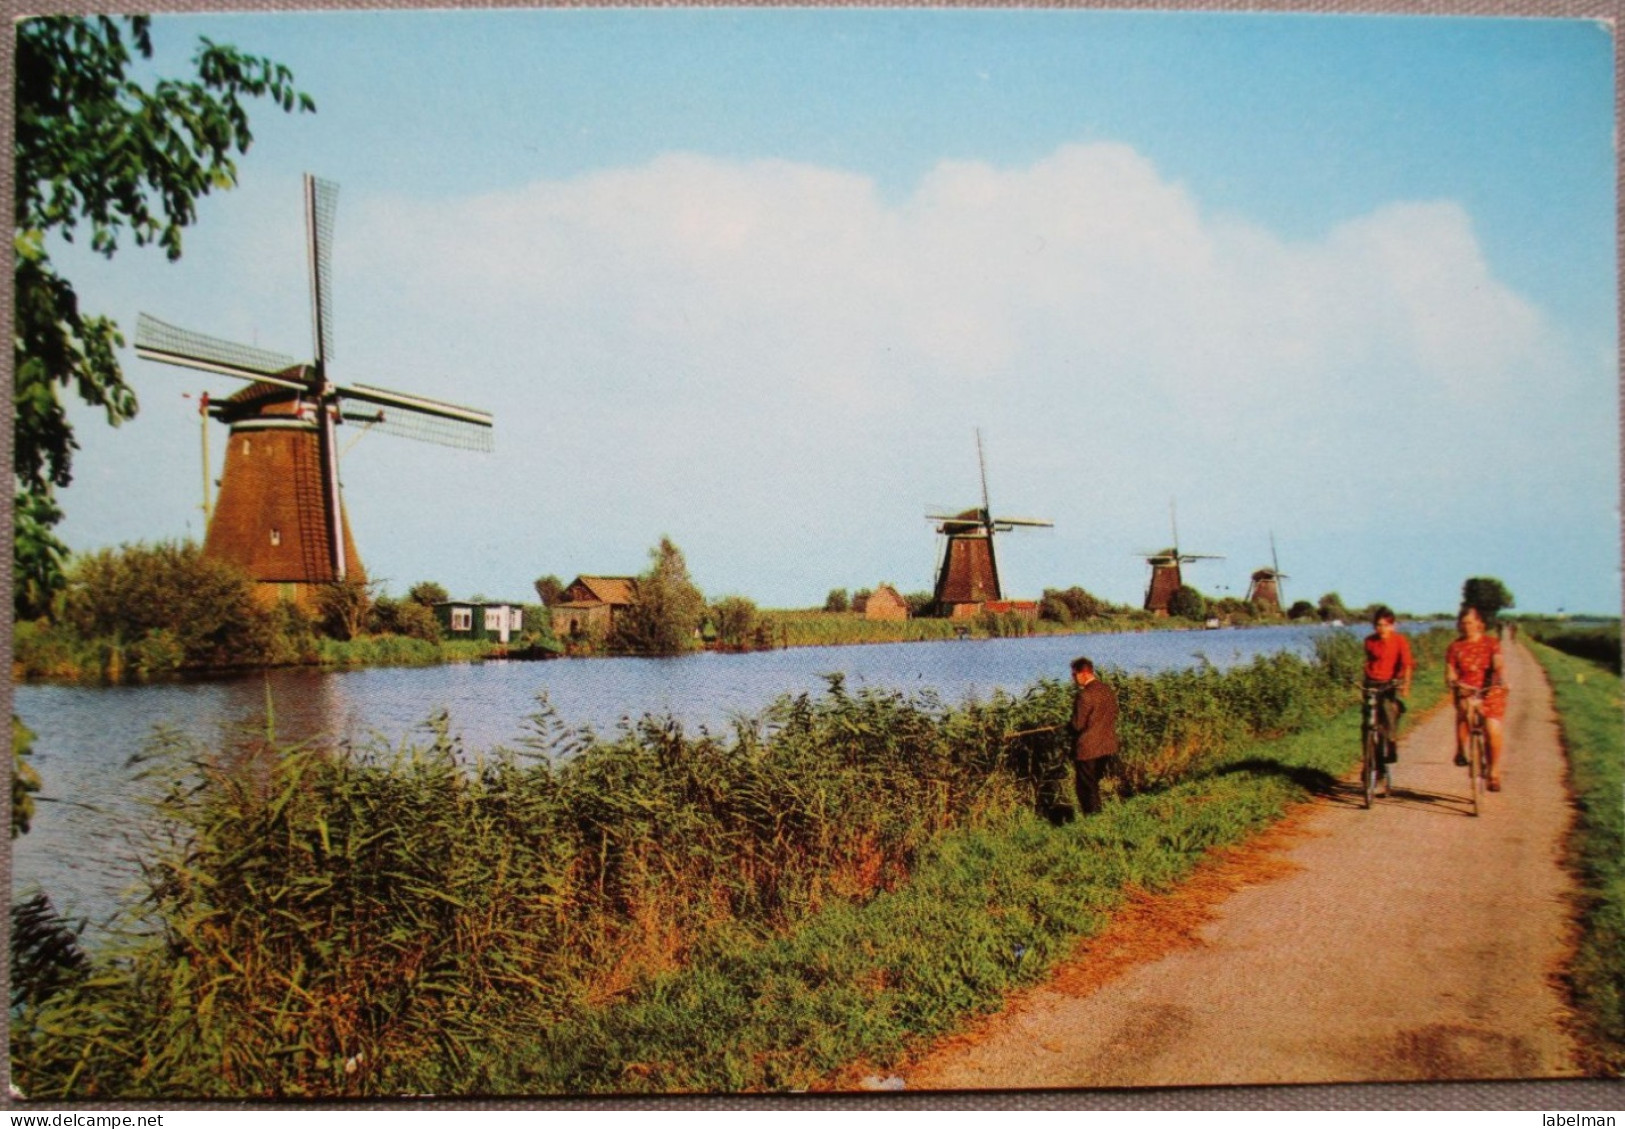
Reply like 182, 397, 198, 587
1526, 640, 1625, 1075
11, 631, 1450, 1097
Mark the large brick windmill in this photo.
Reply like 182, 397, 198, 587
925, 431, 1052, 618
1137, 501, 1221, 616
135, 175, 493, 613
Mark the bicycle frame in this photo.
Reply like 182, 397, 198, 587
1359, 682, 1396, 809
1456, 686, 1491, 817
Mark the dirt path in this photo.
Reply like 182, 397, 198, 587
906, 641, 1583, 1089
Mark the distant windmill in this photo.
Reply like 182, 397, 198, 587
925, 430, 1052, 618
1136, 500, 1222, 615
135, 174, 493, 613
1246, 532, 1290, 615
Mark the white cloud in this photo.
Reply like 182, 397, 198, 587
64, 139, 1608, 611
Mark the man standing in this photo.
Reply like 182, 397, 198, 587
1069, 656, 1120, 816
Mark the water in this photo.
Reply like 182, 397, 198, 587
11, 623, 1357, 926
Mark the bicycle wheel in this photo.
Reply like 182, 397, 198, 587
1468, 729, 1483, 817
1362, 728, 1378, 809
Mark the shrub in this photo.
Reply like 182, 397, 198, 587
62, 541, 274, 669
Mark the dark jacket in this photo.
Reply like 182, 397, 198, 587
1070, 678, 1120, 761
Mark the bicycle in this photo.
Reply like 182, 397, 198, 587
1359, 680, 1398, 809
1455, 685, 1494, 817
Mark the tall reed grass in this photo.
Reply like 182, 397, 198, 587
12, 629, 1447, 1097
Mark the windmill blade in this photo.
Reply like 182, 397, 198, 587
306, 174, 339, 367
991, 516, 1054, 528
1271, 532, 1286, 606
134, 314, 308, 389
976, 428, 991, 516
338, 383, 493, 452
1178, 553, 1225, 562
338, 406, 494, 452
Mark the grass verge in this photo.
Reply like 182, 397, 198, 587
493, 660, 1448, 1095
1526, 641, 1625, 1075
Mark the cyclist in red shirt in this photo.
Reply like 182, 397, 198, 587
1447, 605, 1508, 790
1363, 606, 1413, 763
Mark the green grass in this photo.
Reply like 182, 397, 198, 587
1526, 641, 1625, 1075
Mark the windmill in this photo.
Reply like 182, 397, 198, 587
134, 174, 493, 613
1136, 500, 1222, 616
1246, 533, 1290, 615
925, 431, 1052, 618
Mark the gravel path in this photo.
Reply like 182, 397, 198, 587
907, 641, 1583, 1090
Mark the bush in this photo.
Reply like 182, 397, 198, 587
370, 596, 442, 643
1168, 585, 1206, 620
62, 541, 274, 669
711, 596, 764, 651
1040, 586, 1114, 623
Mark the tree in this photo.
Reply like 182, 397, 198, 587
1462, 577, 1515, 621
369, 595, 441, 643
612, 537, 706, 655
710, 596, 762, 651
1168, 585, 1206, 620
1287, 600, 1317, 621
534, 575, 565, 607
407, 581, 449, 607
317, 577, 376, 642
13, 16, 314, 616
1316, 592, 1350, 623
823, 588, 849, 614
851, 588, 873, 614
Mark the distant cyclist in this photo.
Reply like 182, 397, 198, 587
1447, 605, 1508, 791
1363, 606, 1414, 763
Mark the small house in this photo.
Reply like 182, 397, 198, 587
434, 601, 525, 644
864, 584, 910, 622
550, 575, 639, 642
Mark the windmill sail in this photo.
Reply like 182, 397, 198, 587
306, 175, 339, 366
135, 314, 304, 387
339, 392, 495, 452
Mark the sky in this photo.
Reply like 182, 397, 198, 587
42, 8, 1620, 615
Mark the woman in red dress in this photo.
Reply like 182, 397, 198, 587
1446, 605, 1509, 790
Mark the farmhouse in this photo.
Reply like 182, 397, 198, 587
550, 576, 639, 642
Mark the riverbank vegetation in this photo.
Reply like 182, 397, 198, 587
11, 540, 552, 682
12, 629, 1454, 1097
1526, 637, 1624, 1075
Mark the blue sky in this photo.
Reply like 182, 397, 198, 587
47, 9, 1619, 614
